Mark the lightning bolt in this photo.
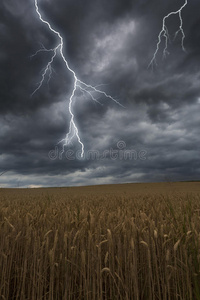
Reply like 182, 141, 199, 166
32, 0, 123, 158
148, 0, 188, 68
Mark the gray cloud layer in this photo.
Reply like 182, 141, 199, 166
0, 0, 200, 187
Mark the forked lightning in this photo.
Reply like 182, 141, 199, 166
33, 0, 123, 157
149, 0, 188, 68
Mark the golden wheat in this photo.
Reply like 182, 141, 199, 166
0, 182, 200, 299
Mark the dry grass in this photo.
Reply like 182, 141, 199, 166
0, 182, 200, 299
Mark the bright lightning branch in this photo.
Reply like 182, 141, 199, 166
149, 0, 188, 68
33, 0, 123, 157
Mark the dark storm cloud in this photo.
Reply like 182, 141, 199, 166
0, 0, 200, 187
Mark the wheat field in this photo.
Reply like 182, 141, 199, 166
0, 182, 200, 300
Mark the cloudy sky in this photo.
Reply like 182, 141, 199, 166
0, 0, 200, 188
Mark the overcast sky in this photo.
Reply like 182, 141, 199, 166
0, 0, 200, 188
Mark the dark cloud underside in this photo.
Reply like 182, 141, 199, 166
0, 0, 200, 187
